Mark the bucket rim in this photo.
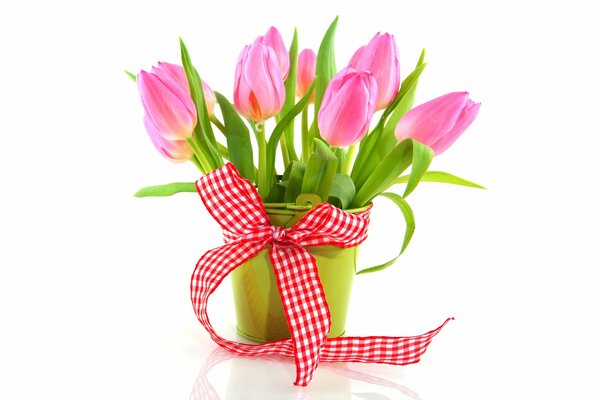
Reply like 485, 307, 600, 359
263, 202, 371, 216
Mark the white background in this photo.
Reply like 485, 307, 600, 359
1, 0, 599, 399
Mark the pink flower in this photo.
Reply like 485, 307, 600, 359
296, 48, 316, 101
254, 26, 289, 80
318, 67, 378, 147
234, 43, 286, 121
143, 115, 193, 162
137, 62, 215, 141
395, 92, 481, 155
348, 33, 400, 110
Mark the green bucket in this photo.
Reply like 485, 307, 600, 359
230, 204, 368, 343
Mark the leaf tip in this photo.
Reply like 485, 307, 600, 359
124, 70, 137, 82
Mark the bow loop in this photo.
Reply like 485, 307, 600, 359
196, 163, 270, 237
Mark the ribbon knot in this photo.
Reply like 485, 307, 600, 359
270, 226, 287, 244
191, 163, 452, 387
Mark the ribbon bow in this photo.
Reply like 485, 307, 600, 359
191, 163, 452, 386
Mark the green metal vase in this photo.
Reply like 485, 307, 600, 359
230, 205, 366, 343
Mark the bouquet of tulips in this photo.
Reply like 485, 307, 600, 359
131, 18, 482, 269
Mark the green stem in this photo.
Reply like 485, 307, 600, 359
247, 118, 260, 141
301, 106, 309, 163
342, 144, 358, 175
280, 135, 291, 167
185, 137, 210, 174
352, 120, 385, 177
256, 123, 268, 200
190, 155, 204, 172
333, 147, 346, 173
210, 115, 227, 137
217, 142, 229, 160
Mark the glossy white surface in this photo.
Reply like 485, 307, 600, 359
1, 0, 600, 398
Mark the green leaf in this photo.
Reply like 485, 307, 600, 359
301, 139, 338, 201
378, 53, 427, 146
134, 182, 196, 197
264, 82, 315, 198
215, 92, 254, 182
265, 182, 286, 203
417, 47, 426, 65
283, 161, 306, 203
351, 53, 427, 189
333, 147, 346, 173
313, 16, 338, 139
351, 139, 414, 208
180, 38, 223, 171
327, 173, 356, 209
386, 49, 426, 119
217, 142, 229, 159
357, 192, 414, 274
350, 123, 384, 190
280, 29, 299, 163
402, 141, 433, 198
124, 70, 136, 82
393, 171, 486, 189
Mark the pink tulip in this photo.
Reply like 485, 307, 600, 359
143, 115, 193, 162
296, 48, 316, 101
254, 26, 289, 80
394, 92, 481, 155
348, 33, 400, 110
234, 43, 286, 121
318, 67, 378, 147
137, 62, 216, 141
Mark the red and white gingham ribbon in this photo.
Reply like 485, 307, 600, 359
191, 163, 452, 386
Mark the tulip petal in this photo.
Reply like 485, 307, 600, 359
138, 70, 196, 140
319, 69, 378, 147
234, 46, 251, 117
348, 44, 367, 67
430, 101, 481, 155
297, 48, 316, 99
143, 115, 192, 162
348, 33, 400, 110
395, 92, 469, 146
256, 26, 290, 79
155, 61, 216, 117
151, 63, 196, 116
154, 62, 189, 98
235, 43, 285, 121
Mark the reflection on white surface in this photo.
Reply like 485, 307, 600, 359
190, 347, 421, 400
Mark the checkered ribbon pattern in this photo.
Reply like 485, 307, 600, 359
191, 163, 452, 387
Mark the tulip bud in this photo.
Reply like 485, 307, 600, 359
234, 43, 286, 122
297, 48, 316, 101
143, 115, 193, 162
152, 62, 217, 117
348, 33, 400, 110
254, 26, 289, 80
394, 92, 481, 155
138, 62, 216, 142
318, 67, 378, 147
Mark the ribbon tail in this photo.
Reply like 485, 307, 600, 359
320, 318, 454, 364
269, 245, 331, 387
